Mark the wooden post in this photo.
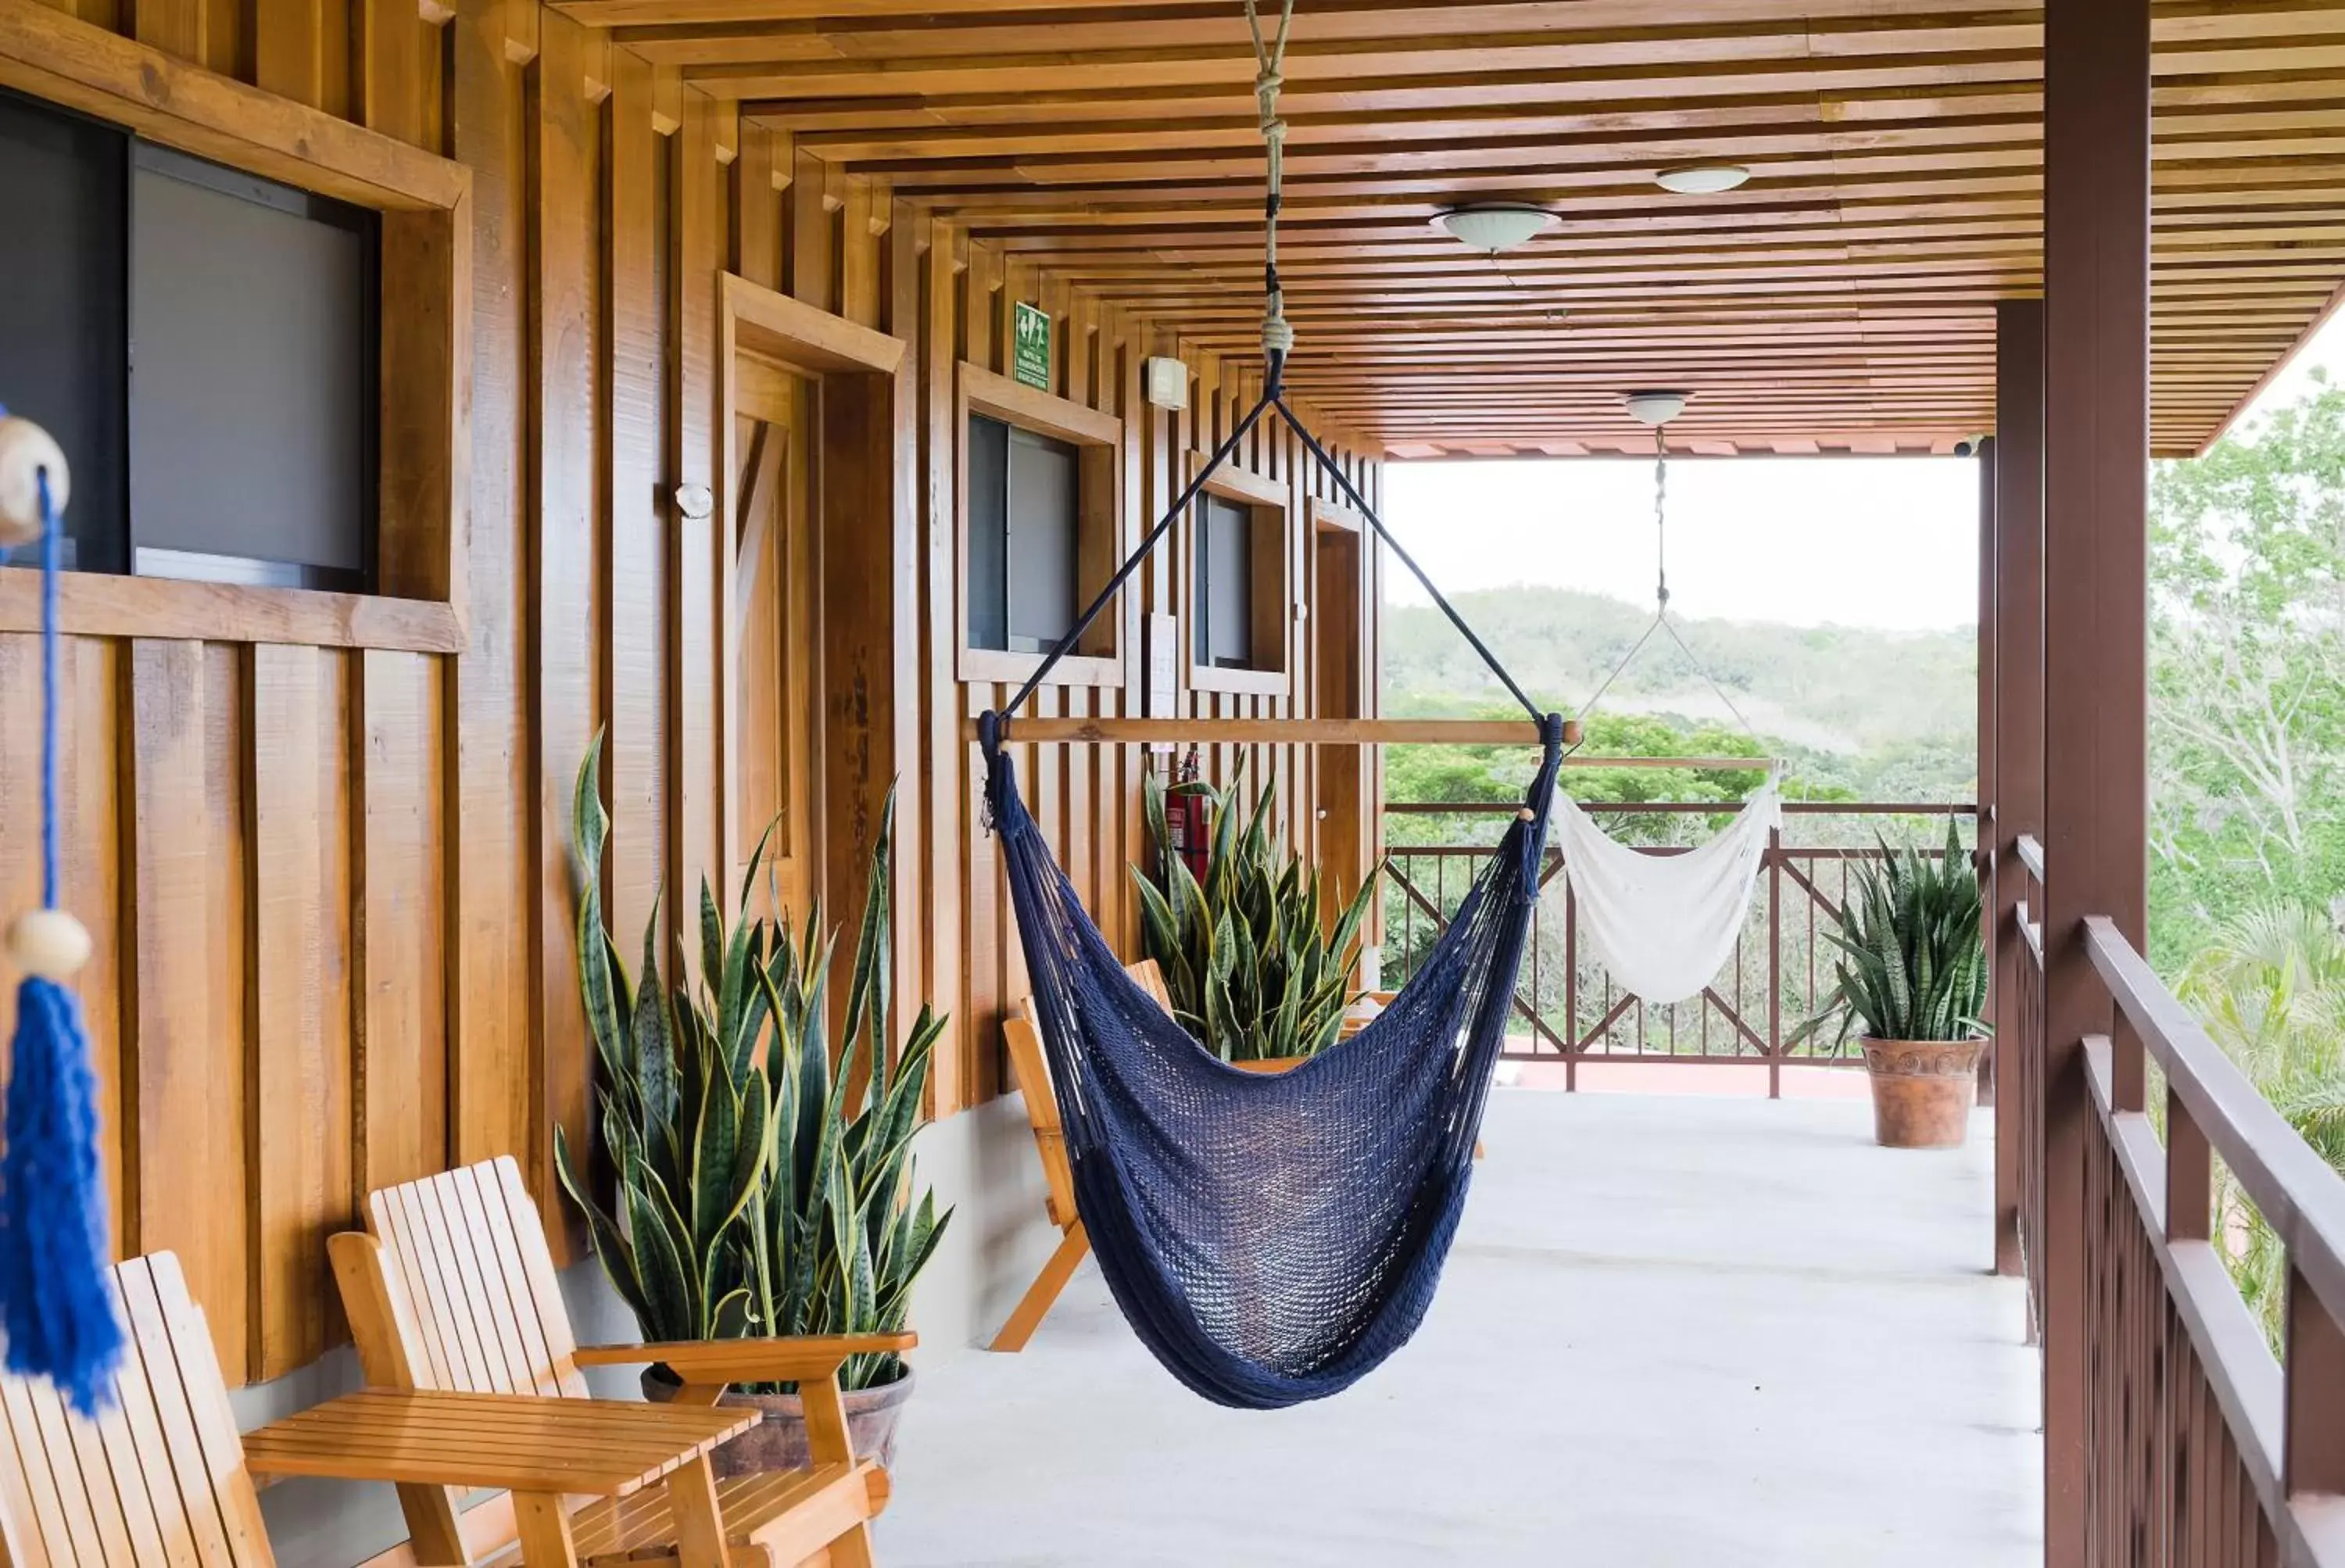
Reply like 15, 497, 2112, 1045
2042, 0, 2150, 1559
1975, 432, 1996, 1115
1767, 825, 1783, 1101
1992, 299, 2045, 1283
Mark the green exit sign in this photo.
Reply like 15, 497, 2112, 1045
1012, 301, 1051, 390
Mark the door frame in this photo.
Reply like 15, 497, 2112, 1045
716, 273, 916, 1012
1309, 496, 1374, 945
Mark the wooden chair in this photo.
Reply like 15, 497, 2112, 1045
0, 1251, 278, 1566
330, 1155, 908, 1567
0, 1249, 783, 1568
993, 958, 1309, 1352
992, 968, 1479, 1352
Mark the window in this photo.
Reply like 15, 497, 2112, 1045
956, 363, 1123, 686
1194, 493, 1254, 668
967, 415, 1080, 655
1184, 457, 1292, 696
0, 88, 378, 590
0, 90, 126, 574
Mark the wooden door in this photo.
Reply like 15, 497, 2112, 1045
1313, 518, 1368, 927
734, 353, 818, 925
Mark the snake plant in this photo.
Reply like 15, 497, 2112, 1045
1132, 765, 1377, 1061
1792, 819, 1988, 1047
555, 736, 950, 1392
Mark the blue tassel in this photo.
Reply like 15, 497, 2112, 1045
0, 976, 121, 1416
0, 428, 123, 1417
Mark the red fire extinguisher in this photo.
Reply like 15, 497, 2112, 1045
1162, 746, 1212, 888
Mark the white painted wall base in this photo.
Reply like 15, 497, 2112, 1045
903, 1089, 1065, 1354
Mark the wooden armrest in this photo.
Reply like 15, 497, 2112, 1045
573, 1333, 916, 1384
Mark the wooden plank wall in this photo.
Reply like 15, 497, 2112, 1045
0, 0, 1381, 1387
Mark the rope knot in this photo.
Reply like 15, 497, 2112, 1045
1261, 315, 1295, 356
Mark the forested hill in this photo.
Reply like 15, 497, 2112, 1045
1381, 586, 1975, 797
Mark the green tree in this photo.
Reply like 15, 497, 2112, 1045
2176, 904, 2345, 1351
2150, 375, 2345, 972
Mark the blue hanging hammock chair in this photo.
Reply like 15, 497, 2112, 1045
974, 0, 1568, 1409
983, 709, 1559, 1409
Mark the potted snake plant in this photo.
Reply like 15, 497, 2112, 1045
556, 738, 951, 1478
1791, 820, 1989, 1148
1132, 763, 1377, 1065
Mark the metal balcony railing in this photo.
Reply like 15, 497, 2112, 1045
1379, 799, 1977, 1096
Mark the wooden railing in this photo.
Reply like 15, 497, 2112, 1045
2016, 832, 2047, 1337
2069, 918, 2345, 1563
1380, 800, 1975, 1094
2012, 826, 2345, 1562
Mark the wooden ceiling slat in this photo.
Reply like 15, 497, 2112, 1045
567, 0, 2345, 454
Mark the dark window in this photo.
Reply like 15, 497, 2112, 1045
0, 88, 378, 589
968, 413, 1080, 654
1195, 493, 1255, 668
0, 90, 126, 573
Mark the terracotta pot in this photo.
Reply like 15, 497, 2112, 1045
1860, 1036, 1985, 1149
642, 1364, 915, 1480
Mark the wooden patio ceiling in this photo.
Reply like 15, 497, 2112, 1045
558, 0, 2345, 457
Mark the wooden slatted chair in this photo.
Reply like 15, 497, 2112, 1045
0, 1251, 276, 1566
993, 958, 1309, 1351
987, 960, 1168, 1352
992, 966, 1478, 1352
329, 1155, 908, 1567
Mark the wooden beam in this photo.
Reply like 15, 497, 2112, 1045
1991, 295, 2045, 1288
1974, 428, 1998, 1121
964, 714, 1772, 762
2042, 0, 2152, 1558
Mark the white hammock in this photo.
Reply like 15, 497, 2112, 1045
1553, 779, 1782, 1006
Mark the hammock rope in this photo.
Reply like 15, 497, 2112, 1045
1001, 0, 1541, 729
1572, 420, 1771, 754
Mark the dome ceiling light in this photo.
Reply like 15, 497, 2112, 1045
1655, 163, 1751, 196
1431, 202, 1556, 253
1624, 391, 1689, 426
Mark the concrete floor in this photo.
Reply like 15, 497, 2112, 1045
878, 1089, 2042, 1567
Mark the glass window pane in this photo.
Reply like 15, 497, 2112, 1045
0, 88, 127, 573
1006, 426, 1077, 652
129, 142, 374, 584
967, 413, 1011, 650
1204, 494, 1253, 667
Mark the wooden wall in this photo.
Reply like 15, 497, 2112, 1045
0, 0, 1380, 1387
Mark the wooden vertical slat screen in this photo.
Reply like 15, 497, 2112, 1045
249, 643, 354, 1376
530, 6, 602, 1265
606, 45, 665, 955
448, 0, 534, 1187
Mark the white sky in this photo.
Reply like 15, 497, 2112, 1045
1381, 310, 2345, 632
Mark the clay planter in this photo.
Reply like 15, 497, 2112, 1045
642, 1364, 915, 1480
1860, 1036, 1985, 1149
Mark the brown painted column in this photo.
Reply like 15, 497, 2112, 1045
2042, 0, 2151, 1556
1975, 433, 1996, 1115
1992, 299, 2045, 1283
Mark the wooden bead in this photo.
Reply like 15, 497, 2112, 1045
0, 417, 69, 549
9, 909, 91, 981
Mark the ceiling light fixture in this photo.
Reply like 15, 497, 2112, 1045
1655, 163, 1751, 196
1624, 391, 1689, 426
1431, 202, 1556, 253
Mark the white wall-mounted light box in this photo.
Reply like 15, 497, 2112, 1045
1144, 356, 1190, 412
